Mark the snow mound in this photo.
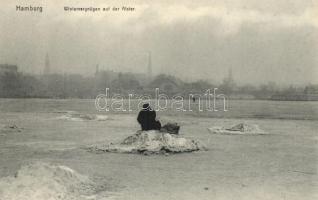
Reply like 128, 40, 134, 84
0, 162, 108, 200
52, 110, 77, 114
94, 115, 109, 121
88, 130, 205, 155
208, 123, 266, 135
58, 113, 109, 121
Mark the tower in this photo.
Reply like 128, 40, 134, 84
44, 53, 50, 75
228, 68, 233, 83
147, 51, 152, 79
95, 64, 99, 77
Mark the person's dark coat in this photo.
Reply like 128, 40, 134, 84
137, 104, 161, 131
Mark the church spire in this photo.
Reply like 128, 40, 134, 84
228, 67, 233, 83
44, 53, 50, 75
95, 64, 99, 77
147, 51, 152, 79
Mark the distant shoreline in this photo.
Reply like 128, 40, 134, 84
1, 96, 318, 102
16, 5, 43, 13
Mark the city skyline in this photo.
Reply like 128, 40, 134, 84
0, 0, 317, 86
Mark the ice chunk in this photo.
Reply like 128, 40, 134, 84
88, 130, 206, 155
208, 123, 266, 135
0, 162, 108, 200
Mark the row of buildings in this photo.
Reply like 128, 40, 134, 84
1, 53, 318, 100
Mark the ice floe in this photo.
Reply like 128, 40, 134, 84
208, 123, 266, 135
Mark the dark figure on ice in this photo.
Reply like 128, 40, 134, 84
137, 103, 161, 131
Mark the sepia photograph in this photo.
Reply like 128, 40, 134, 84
0, 0, 317, 199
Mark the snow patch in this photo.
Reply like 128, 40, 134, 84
0, 162, 109, 200
58, 113, 109, 121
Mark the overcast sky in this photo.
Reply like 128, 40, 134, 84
0, 0, 317, 86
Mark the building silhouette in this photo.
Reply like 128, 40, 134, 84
147, 51, 152, 80
44, 53, 50, 75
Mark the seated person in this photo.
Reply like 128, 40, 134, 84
137, 103, 161, 131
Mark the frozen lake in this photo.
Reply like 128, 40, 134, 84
0, 99, 317, 200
